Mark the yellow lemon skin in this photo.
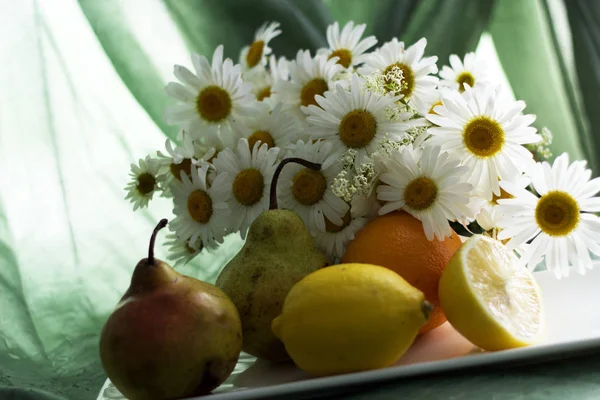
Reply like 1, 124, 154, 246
439, 235, 544, 351
271, 263, 431, 376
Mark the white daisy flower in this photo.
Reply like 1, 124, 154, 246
157, 126, 239, 192
165, 45, 257, 135
303, 74, 408, 168
412, 88, 443, 118
212, 138, 280, 239
170, 162, 231, 248
245, 55, 290, 105
156, 132, 208, 198
166, 131, 198, 164
274, 50, 346, 120
322, 21, 377, 69
278, 140, 350, 233
164, 233, 204, 268
358, 37, 438, 108
496, 153, 600, 278
439, 52, 489, 93
193, 124, 241, 164
426, 84, 541, 200
240, 21, 282, 71
124, 156, 166, 210
377, 144, 474, 241
350, 189, 381, 221
475, 175, 530, 231
313, 208, 369, 263
231, 102, 301, 152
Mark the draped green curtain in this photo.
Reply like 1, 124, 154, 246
564, 0, 600, 173
0, 1, 597, 399
489, 0, 587, 165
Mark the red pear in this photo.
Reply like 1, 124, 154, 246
99, 219, 242, 400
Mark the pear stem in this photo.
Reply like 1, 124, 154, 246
148, 219, 168, 265
269, 157, 321, 210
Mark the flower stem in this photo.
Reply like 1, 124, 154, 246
269, 158, 321, 210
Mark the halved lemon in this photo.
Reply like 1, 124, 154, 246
439, 234, 544, 351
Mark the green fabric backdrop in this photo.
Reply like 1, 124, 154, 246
489, 0, 586, 163
565, 0, 600, 173
0, 0, 596, 399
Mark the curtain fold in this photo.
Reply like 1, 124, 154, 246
325, 0, 495, 62
489, 0, 585, 164
79, 0, 180, 141
402, 0, 496, 61
565, 0, 600, 174
163, 0, 331, 60
324, 0, 419, 39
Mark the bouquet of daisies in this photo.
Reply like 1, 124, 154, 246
125, 21, 600, 279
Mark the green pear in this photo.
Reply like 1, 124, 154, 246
99, 219, 242, 400
216, 158, 329, 361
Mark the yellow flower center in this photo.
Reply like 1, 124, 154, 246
248, 130, 275, 150
170, 159, 193, 181
292, 168, 327, 205
136, 173, 156, 195
404, 177, 438, 210
428, 100, 443, 115
456, 72, 475, 92
196, 86, 232, 122
187, 190, 213, 223
246, 40, 265, 68
535, 191, 579, 237
384, 63, 414, 98
257, 86, 272, 101
300, 78, 328, 107
339, 110, 377, 149
491, 187, 513, 205
232, 168, 265, 206
463, 116, 505, 158
328, 49, 352, 69
325, 211, 351, 233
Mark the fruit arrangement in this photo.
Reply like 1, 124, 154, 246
104, 20, 600, 399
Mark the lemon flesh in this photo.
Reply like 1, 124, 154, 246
272, 263, 431, 376
439, 235, 544, 351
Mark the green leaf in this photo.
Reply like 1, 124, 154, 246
489, 0, 585, 162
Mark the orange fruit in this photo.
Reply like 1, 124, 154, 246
342, 211, 462, 334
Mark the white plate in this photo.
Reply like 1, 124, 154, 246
98, 266, 600, 400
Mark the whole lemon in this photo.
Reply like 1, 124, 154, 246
343, 211, 462, 333
271, 263, 432, 376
